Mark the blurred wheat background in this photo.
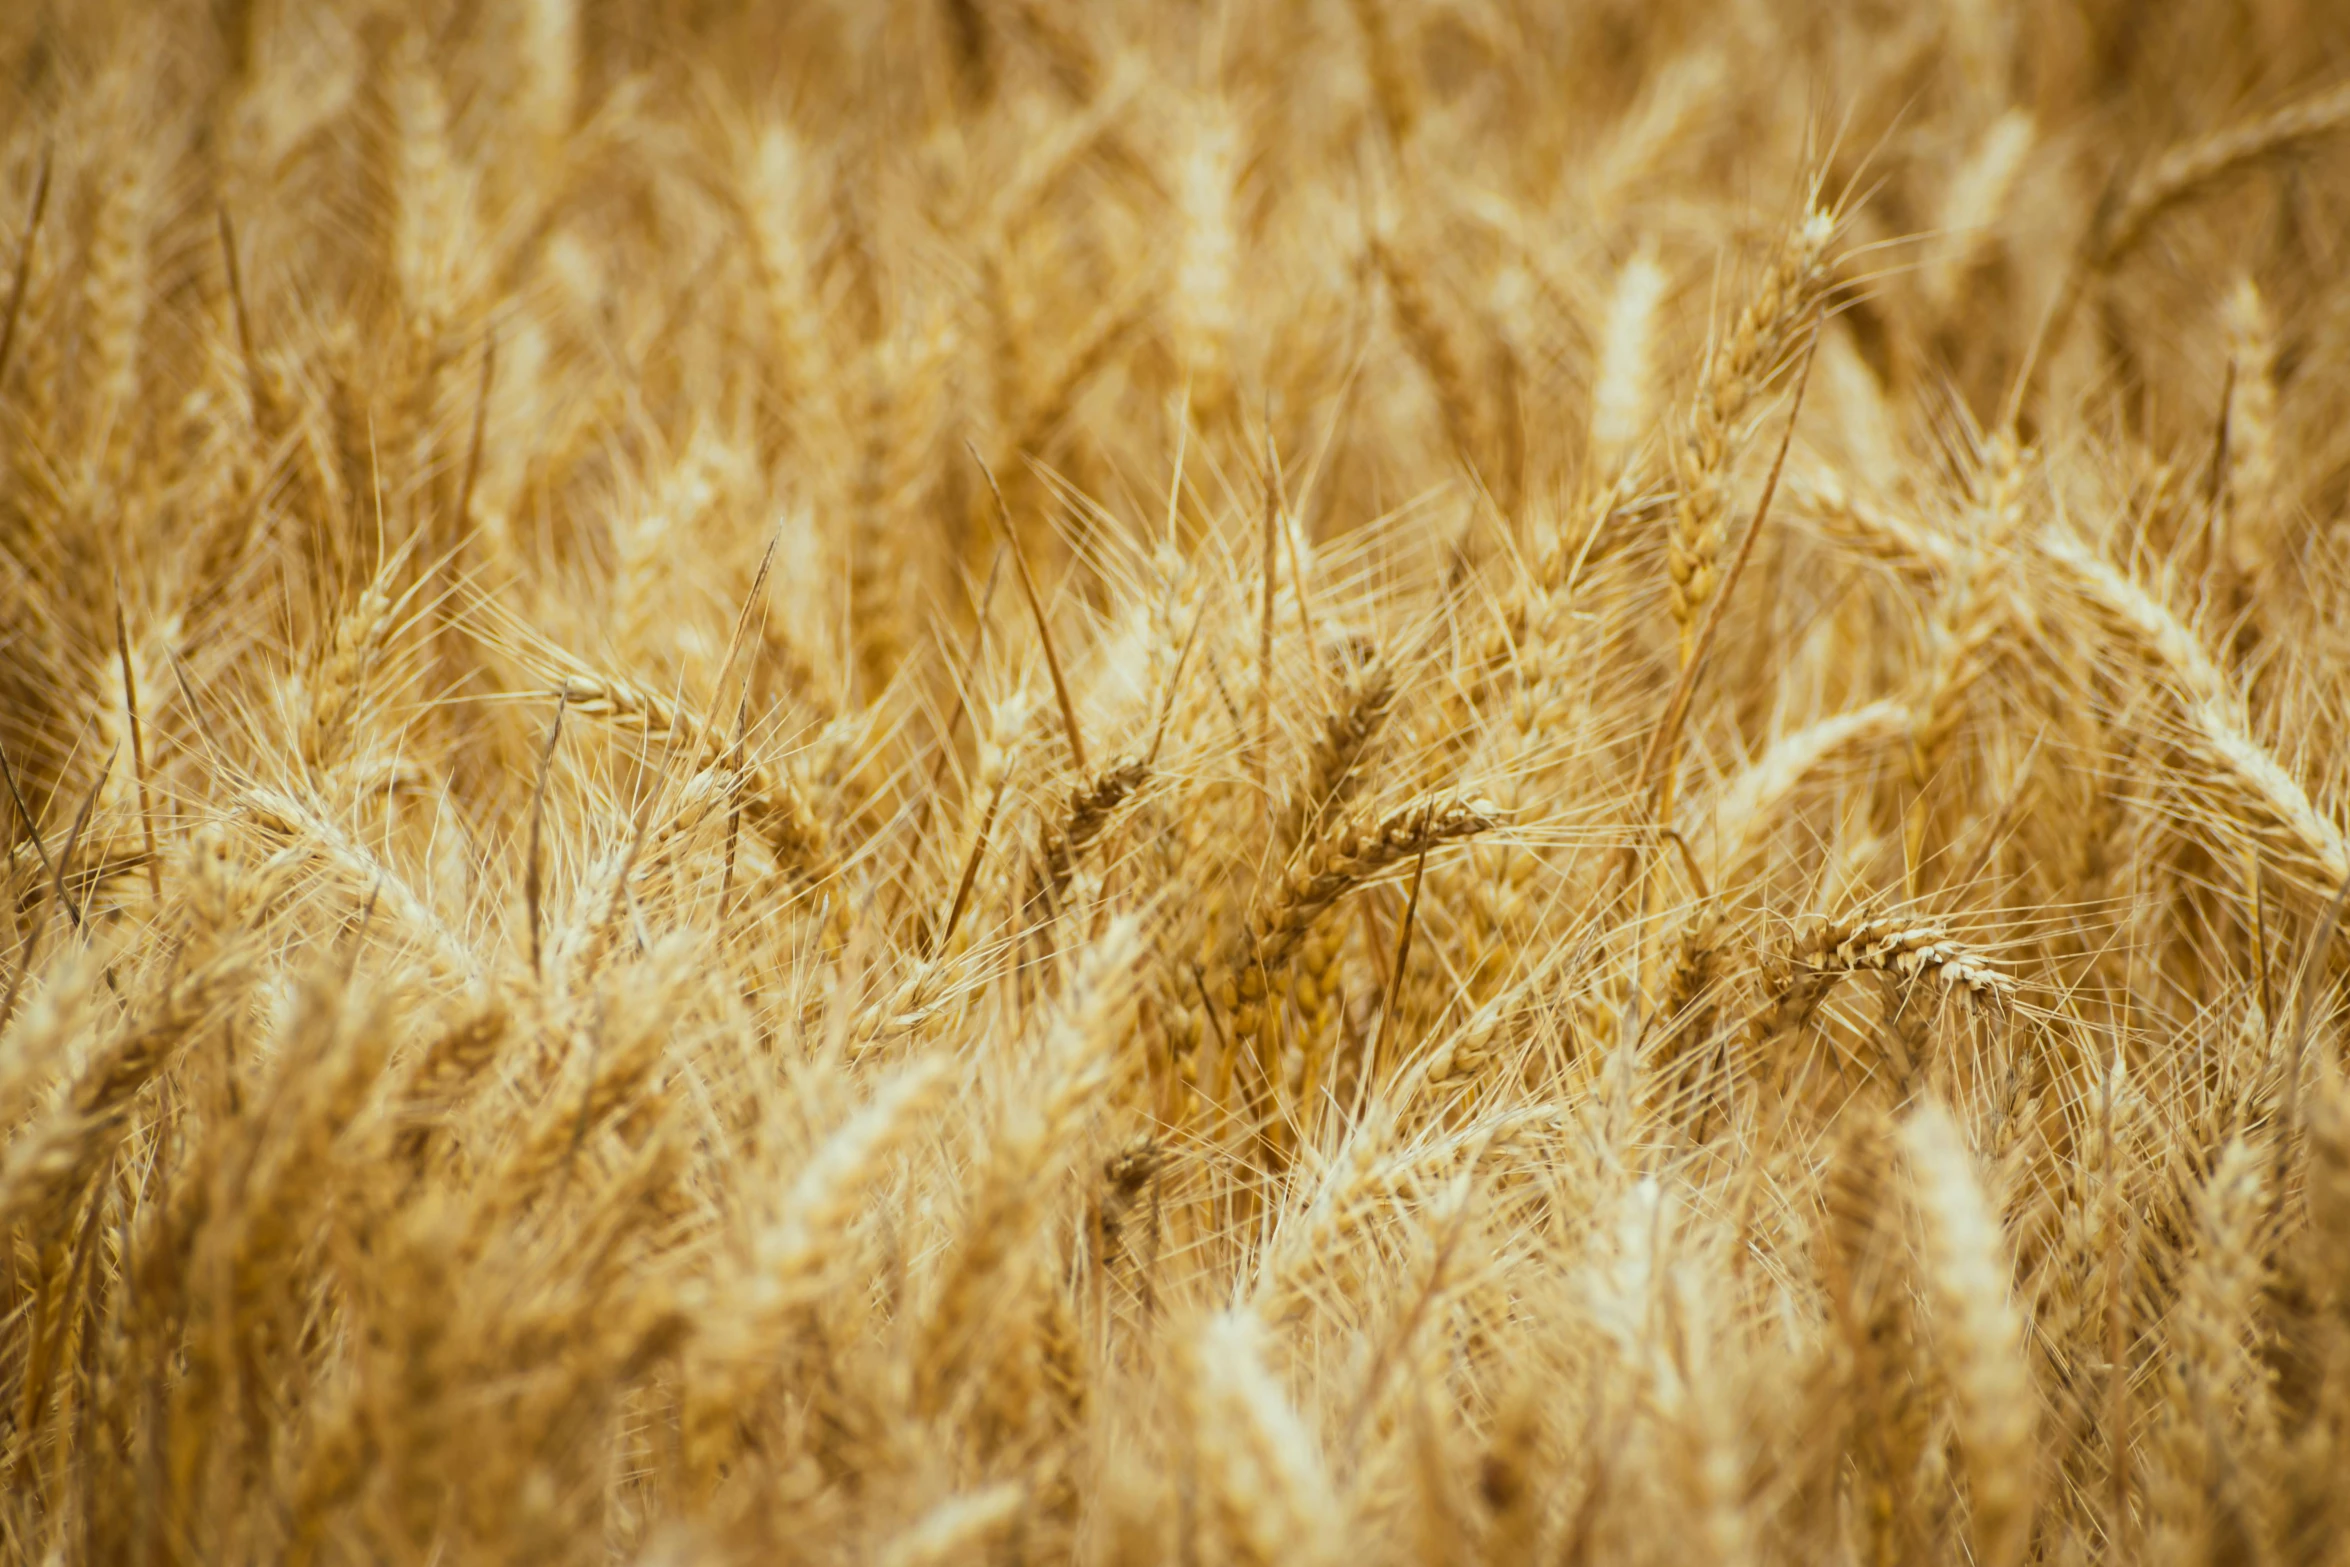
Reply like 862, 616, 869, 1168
6, 0, 2350, 1562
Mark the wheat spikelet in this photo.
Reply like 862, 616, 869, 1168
1787, 914, 2015, 1003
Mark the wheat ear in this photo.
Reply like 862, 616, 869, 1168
1901, 1100, 2036, 1567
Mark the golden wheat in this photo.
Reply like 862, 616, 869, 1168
6, 4, 2350, 1563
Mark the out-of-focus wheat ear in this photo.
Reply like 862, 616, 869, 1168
741, 117, 828, 430
2300, 1066, 2350, 1314
1008, 289, 1150, 484
916, 918, 1141, 1410
849, 368, 908, 701
1589, 242, 1667, 475
220, 979, 400, 1416
877, 1482, 1028, 1567
1900, 1099, 2036, 1567
1346, 0, 1419, 144
497, 942, 692, 1198
0, 936, 112, 1136
1256, 1092, 1403, 1312
509, 0, 579, 183
281, 1373, 372, 1567
1373, 231, 1485, 490
442, 330, 492, 601
386, 23, 471, 517
2097, 80, 2350, 269
939, 0, 995, 106
76, 133, 152, 482
680, 1057, 953, 1488
702, 1052, 950, 1361
1183, 1307, 1345, 1567
1003, 0, 1105, 99
0, 931, 249, 1248
1477, 1389, 1546, 1567
1172, 94, 1240, 424
2172, 1136, 2275, 1427
1822, 1104, 1927, 1567
1672, 1356, 1760, 1567
0, 142, 52, 400
391, 993, 511, 1169
2219, 277, 2282, 589
365, 1203, 463, 1557
2275, 1067, 2350, 1564
1927, 111, 2035, 316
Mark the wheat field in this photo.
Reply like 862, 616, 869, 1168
6, 0, 2350, 1562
